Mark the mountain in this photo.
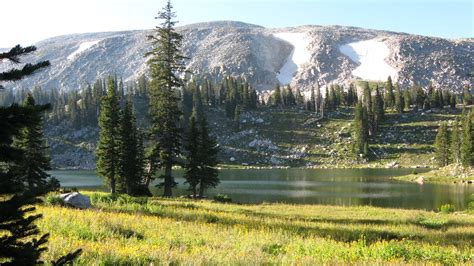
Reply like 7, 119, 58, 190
1, 21, 472, 92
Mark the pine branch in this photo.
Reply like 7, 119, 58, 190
0, 45, 37, 63
51, 249, 82, 266
0, 61, 51, 82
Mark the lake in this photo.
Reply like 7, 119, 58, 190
49, 168, 474, 210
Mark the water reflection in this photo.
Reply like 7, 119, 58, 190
49, 168, 473, 210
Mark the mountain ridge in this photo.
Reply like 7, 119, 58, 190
1, 20, 472, 92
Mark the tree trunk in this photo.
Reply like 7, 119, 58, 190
110, 177, 116, 194
198, 181, 205, 198
163, 163, 173, 197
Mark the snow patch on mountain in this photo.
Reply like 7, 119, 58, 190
67, 40, 101, 60
339, 39, 398, 81
273, 32, 311, 85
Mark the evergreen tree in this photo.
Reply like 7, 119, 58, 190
192, 82, 203, 121
451, 118, 461, 164
183, 114, 200, 197
403, 89, 412, 111
372, 87, 384, 133
11, 94, 52, 190
197, 117, 220, 197
284, 85, 296, 106
414, 85, 426, 111
309, 86, 316, 112
384, 76, 395, 110
394, 83, 404, 113
462, 86, 472, 105
234, 104, 241, 130
96, 78, 121, 194
273, 84, 282, 106
450, 93, 457, 109
0, 44, 81, 264
117, 97, 147, 195
461, 111, 473, 167
434, 122, 449, 167
353, 102, 369, 158
295, 87, 304, 105
146, 0, 187, 197
249, 87, 258, 109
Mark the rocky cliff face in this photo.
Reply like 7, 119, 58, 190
1, 21, 472, 93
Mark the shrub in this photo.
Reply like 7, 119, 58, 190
415, 217, 448, 229
90, 193, 118, 205
213, 194, 232, 203
45, 194, 65, 206
438, 204, 455, 214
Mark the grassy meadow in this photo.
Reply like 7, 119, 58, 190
38, 192, 474, 265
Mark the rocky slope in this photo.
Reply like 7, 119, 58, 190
1, 21, 472, 93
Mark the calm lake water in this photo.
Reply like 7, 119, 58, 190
49, 168, 474, 210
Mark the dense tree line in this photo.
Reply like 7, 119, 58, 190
434, 110, 473, 167
351, 76, 469, 159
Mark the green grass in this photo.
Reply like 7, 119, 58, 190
37, 192, 474, 265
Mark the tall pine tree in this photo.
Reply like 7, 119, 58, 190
461, 111, 473, 167
117, 97, 147, 195
197, 116, 220, 197
451, 118, 461, 164
97, 78, 121, 194
434, 122, 449, 167
146, 0, 187, 197
353, 102, 369, 158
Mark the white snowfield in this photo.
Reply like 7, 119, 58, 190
339, 39, 398, 81
273, 32, 311, 85
67, 40, 101, 60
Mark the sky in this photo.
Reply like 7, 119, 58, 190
1, 0, 472, 48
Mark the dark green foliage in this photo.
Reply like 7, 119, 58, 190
384, 76, 395, 110
234, 104, 241, 130
213, 194, 232, 203
361, 82, 375, 136
183, 115, 201, 197
97, 78, 121, 194
146, 0, 187, 197
184, 112, 220, 198
434, 122, 449, 167
0, 44, 80, 264
462, 86, 472, 105
394, 84, 404, 113
283, 85, 296, 106
449, 91, 457, 110
413, 85, 426, 111
294, 87, 304, 105
372, 87, 384, 134
273, 84, 282, 106
451, 118, 461, 164
461, 111, 473, 167
11, 94, 52, 190
197, 117, 220, 197
403, 89, 412, 111
346, 84, 357, 107
353, 102, 369, 158
0, 45, 50, 89
0, 191, 49, 265
117, 97, 148, 196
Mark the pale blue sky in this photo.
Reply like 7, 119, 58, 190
1, 0, 472, 48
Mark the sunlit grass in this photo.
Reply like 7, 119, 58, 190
38, 192, 474, 265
